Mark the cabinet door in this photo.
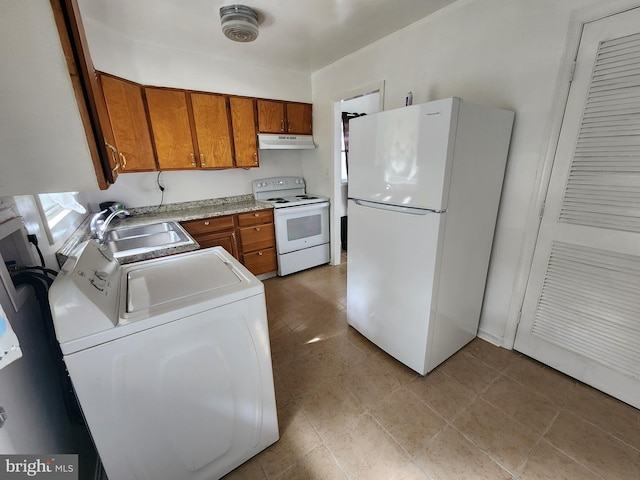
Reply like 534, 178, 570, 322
181, 216, 239, 258
193, 230, 239, 258
230, 97, 259, 168
286, 103, 312, 134
50, 0, 116, 188
100, 75, 156, 172
190, 93, 233, 169
145, 88, 195, 170
257, 100, 285, 133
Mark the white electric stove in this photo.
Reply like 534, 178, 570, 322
253, 177, 330, 275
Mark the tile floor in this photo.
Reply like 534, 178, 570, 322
224, 258, 640, 480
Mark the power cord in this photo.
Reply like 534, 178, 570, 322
27, 233, 46, 268
156, 171, 165, 210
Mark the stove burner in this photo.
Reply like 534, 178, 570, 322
267, 197, 286, 201
296, 195, 318, 199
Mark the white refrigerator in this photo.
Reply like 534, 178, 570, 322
346, 97, 514, 375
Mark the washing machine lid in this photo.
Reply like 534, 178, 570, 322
126, 249, 241, 313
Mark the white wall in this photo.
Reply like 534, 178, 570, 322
0, 0, 102, 196
84, 152, 304, 210
307, 0, 607, 345
82, 18, 312, 100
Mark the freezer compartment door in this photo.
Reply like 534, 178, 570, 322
348, 98, 458, 211
346, 199, 444, 375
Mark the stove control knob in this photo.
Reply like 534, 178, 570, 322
95, 270, 109, 280
90, 277, 106, 291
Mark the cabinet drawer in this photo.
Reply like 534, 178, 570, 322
181, 215, 235, 235
239, 223, 275, 252
237, 209, 273, 227
242, 248, 277, 276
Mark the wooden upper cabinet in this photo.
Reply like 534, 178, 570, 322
145, 87, 196, 170
230, 97, 259, 168
190, 93, 233, 169
99, 74, 156, 172
257, 99, 312, 135
55, 0, 117, 187
257, 100, 286, 133
286, 102, 312, 135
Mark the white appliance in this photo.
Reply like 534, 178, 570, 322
347, 97, 514, 375
253, 177, 330, 276
49, 241, 279, 480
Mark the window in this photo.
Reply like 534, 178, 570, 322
36, 192, 87, 245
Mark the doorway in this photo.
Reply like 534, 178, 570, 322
331, 81, 384, 265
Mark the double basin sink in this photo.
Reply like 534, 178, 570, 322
102, 221, 195, 258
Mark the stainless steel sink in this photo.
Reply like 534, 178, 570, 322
103, 221, 195, 258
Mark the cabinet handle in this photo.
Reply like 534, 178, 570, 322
105, 142, 120, 172
204, 221, 210, 226
119, 152, 127, 169
280, 120, 285, 132
255, 227, 260, 231
287, 121, 291, 132
200, 153, 206, 166
254, 213, 259, 217
231, 232, 238, 255
258, 251, 263, 256
190, 153, 196, 167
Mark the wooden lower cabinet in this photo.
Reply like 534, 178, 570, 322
237, 210, 277, 275
180, 216, 239, 258
180, 208, 276, 275
242, 248, 277, 276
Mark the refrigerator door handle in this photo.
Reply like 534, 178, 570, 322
353, 199, 442, 215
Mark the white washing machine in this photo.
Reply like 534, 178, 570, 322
49, 240, 279, 480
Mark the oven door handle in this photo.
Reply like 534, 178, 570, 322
274, 202, 330, 216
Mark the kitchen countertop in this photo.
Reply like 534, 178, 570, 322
57, 194, 273, 267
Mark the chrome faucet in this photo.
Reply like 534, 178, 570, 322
90, 208, 131, 243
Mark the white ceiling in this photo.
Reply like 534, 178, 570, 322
76, 0, 458, 73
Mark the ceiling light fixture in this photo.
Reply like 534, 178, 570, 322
219, 4, 259, 42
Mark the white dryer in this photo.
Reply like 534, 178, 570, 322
49, 240, 279, 480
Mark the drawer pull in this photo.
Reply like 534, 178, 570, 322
258, 251, 263, 256
204, 221, 210, 226
255, 227, 260, 231
254, 213, 259, 217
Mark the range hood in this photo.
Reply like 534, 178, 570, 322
258, 134, 315, 150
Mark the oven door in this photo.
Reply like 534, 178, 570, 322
274, 202, 330, 254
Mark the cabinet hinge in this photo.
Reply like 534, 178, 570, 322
569, 60, 577, 83
539, 200, 546, 220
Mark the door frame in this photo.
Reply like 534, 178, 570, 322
503, 0, 640, 348
330, 80, 385, 266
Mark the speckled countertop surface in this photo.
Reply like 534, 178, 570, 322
57, 195, 273, 267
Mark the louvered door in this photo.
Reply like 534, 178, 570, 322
514, 8, 640, 408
